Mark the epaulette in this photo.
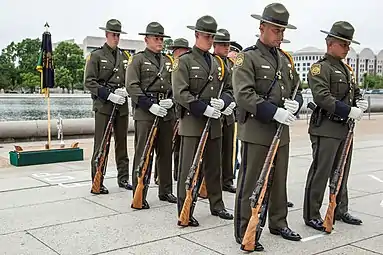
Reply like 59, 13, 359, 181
91, 46, 103, 53
179, 50, 192, 58
243, 45, 258, 52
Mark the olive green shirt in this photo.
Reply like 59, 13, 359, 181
84, 43, 130, 116
308, 53, 362, 139
172, 46, 234, 139
232, 39, 303, 146
125, 48, 174, 121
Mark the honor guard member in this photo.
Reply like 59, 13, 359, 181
84, 19, 132, 194
213, 29, 237, 193
126, 22, 177, 208
233, 3, 303, 249
172, 15, 235, 227
154, 38, 192, 183
303, 21, 367, 231
228, 42, 243, 60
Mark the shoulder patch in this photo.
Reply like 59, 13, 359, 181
172, 57, 179, 71
234, 53, 244, 67
310, 63, 321, 76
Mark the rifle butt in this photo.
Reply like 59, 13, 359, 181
323, 195, 336, 233
91, 171, 102, 194
198, 178, 208, 198
178, 190, 193, 226
241, 208, 260, 251
131, 179, 144, 209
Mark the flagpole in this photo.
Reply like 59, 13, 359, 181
45, 23, 51, 150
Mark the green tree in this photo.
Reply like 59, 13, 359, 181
55, 66, 73, 93
0, 42, 19, 91
16, 38, 41, 75
53, 42, 85, 93
364, 74, 383, 89
162, 38, 173, 54
20, 72, 40, 93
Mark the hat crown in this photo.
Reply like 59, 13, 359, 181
173, 38, 189, 48
195, 15, 218, 34
215, 28, 231, 41
330, 21, 355, 39
145, 22, 165, 35
262, 3, 290, 26
105, 19, 123, 32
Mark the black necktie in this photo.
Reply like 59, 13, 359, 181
270, 47, 277, 61
155, 54, 161, 66
203, 52, 211, 69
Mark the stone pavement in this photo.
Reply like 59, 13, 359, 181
0, 115, 383, 254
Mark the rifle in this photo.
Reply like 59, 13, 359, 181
178, 55, 226, 226
198, 178, 208, 198
131, 116, 159, 209
323, 66, 367, 233
91, 104, 118, 194
172, 119, 180, 181
241, 80, 300, 251
322, 120, 354, 233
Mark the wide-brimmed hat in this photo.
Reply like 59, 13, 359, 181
214, 29, 236, 43
167, 38, 191, 50
138, 22, 170, 38
251, 3, 296, 29
187, 15, 225, 36
255, 34, 290, 43
230, 42, 243, 52
99, 19, 127, 34
320, 21, 360, 45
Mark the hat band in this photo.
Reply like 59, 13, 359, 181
262, 15, 288, 26
330, 31, 353, 41
107, 27, 122, 33
146, 31, 164, 35
195, 25, 217, 34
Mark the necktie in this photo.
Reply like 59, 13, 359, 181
203, 52, 211, 69
155, 54, 161, 66
270, 47, 277, 60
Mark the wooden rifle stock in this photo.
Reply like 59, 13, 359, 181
241, 80, 301, 251
91, 105, 118, 194
172, 119, 180, 181
198, 178, 208, 198
323, 121, 354, 233
131, 117, 159, 209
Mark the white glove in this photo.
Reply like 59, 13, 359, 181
107, 93, 126, 105
284, 99, 299, 114
356, 99, 368, 112
222, 106, 233, 116
210, 98, 225, 110
228, 101, 236, 109
149, 104, 167, 117
114, 88, 128, 97
348, 107, 363, 121
203, 105, 221, 119
159, 99, 173, 109
273, 108, 296, 126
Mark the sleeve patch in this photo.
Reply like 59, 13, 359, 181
234, 53, 244, 67
310, 64, 321, 76
172, 57, 179, 71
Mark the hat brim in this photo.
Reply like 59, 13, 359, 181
99, 27, 127, 34
251, 14, 297, 29
138, 32, 171, 38
214, 40, 236, 43
167, 45, 191, 50
186, 25, 225, 36
320, 30, 360, 45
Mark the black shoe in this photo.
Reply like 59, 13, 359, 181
159, 193, 177, 203
287, 201, 294, 207
222, 184, 236, 193
335, 212, 362, 225
211, 209, 234, 220
237, 237, 264, 252
269, 227, 302, 241
177, 216, 199, 227
118, 180, 133, 190
305, 218, 324, 231
90, 185, 109, 195
131, 200, 150, 210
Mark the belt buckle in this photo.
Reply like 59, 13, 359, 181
158, 93, 165, 100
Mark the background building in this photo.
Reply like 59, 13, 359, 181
292, 46, 383, 84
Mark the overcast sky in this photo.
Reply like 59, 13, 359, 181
0, 0, 381, 54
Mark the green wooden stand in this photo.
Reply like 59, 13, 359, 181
9, 147, 84, 167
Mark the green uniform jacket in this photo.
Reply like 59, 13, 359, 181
308, 53, 362, 139
223, 57, 235, 126
125, 48, 175, 121
84, 43, 130, 116
233, 40, 303, 147
172, 46, 234, 139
